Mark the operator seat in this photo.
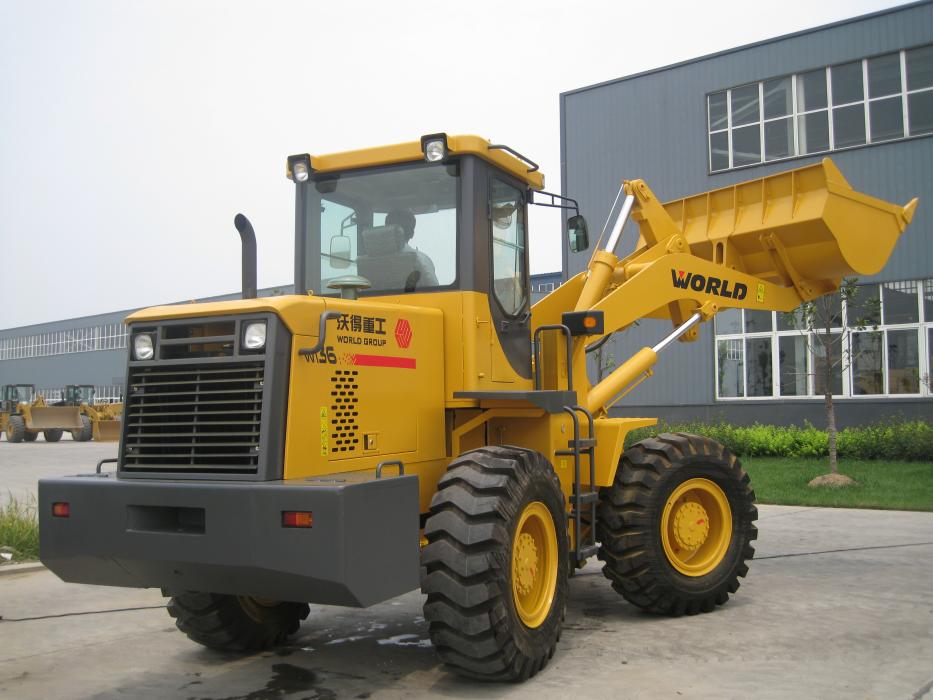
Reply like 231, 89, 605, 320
357, 224, 425, 292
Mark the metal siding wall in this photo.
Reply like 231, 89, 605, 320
0, 350, 128, 390
563, 2, 933, 408
0, 285, 294, 390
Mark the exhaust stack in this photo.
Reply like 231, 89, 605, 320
234, 214, 258, 299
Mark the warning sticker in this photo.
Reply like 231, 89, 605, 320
319, 407, 328, 456
756, 283, 766, 303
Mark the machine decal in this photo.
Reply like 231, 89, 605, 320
335, 313, 390, 347
756, 283, 766, 303
348, 353, 416, 370
671, 269, 748, 300
303, 346, 338, 364
395, 319, 413, 348
336, 313, 387, 335
319, 407, 328, 456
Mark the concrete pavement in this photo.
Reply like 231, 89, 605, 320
0, 438, 116, 503
1, 504, 932, 698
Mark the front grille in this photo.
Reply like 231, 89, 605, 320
122, 362, 264, 473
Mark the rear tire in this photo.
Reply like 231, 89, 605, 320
421, 446, 568, 682
44, 428, 64, 442
6, 415, 25, 443
23, 428, 38, 442
597, 433, 757, 616
71, 415, 92, 442
165, 591, 310, 652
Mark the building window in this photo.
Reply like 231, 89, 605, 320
708, 44, 933, 172
713, 279, 933, 400
0, 323, 128, 361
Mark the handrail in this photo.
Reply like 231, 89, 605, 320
298, 311, 343, 357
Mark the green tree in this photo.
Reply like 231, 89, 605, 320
791, 278, 880, 481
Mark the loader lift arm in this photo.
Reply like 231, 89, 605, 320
532, 158, 918, 416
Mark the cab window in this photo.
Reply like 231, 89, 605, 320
313, 162, 459, 295
490, 178, 527, 315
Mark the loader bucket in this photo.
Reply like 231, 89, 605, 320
26, 406, 83, 431
654, 158, 917, 294
93, 419, 122, 442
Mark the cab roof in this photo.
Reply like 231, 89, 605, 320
297, 134, 545, 190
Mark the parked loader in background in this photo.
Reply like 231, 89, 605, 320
3, 384, 84, 443
39, 135, 916, 681
57, 385, 123, 442
2, 384, 37, 441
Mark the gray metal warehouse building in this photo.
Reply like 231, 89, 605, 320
562, 0, 933, 426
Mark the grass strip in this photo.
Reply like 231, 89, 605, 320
743, 458, 933, 512
0, 496, 39, 563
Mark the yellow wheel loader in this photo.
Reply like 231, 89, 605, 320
38, 135, 916, 681
58, 385, 123, 442
2, 384, 36, 441
2, 384, 84, 443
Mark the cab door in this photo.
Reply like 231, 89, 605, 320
487, 174, 532, 382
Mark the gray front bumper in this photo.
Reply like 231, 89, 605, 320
39, 473, 420, 607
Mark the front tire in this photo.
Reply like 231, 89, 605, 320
165, 591, 309, 651
71, 415, 92, 442
421, 446, 568, 681
597, 433, 757, 616
6, 415, 25, 443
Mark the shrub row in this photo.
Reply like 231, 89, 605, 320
623, 419, 933, 461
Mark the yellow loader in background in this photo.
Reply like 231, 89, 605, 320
39, 135, 916, 681
3, 384, 84, 442
59, 385, 123, 442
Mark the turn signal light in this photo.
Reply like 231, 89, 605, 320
282, 511, 313, 528
52, 502, 70, 518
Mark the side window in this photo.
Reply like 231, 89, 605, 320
490, 179, 527, 315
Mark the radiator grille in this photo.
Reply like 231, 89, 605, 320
122, 362, 264, 473
330, 369, 359, 454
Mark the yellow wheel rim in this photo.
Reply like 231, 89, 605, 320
237, 596, 282, 622
661, 478, 732, 577
511, 501, 558, 629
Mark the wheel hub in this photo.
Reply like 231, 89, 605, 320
660, 478, 733, 577
511, 501, 558, 629
514, 532, 539, 595
672, 501, 710, 551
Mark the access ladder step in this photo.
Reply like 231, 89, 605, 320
576, 545, 599, 560
572, 491, 600, 505
566, 438, 596, 449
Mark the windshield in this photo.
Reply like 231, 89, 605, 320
10, 386, 32, 403
304, 161, 458, 295
68, 386, 95, 403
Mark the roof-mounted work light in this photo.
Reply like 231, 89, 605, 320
420, 133, 449, 163
287, 154, 312, 182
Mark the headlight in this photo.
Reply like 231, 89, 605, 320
292, 161, 310, 182
243, 321, 267, 350
424, 140, 446, 162
420, 133, 449, 163
287, 154, 312, 182
133, 334, 154, 360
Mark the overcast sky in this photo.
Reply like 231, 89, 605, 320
0, 0, 900, 328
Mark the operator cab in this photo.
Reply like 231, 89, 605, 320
61, 385, 96, 406
2, 384, 35, 412
289, 134, 589, 379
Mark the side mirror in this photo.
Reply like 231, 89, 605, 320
568, 214, 589, 253
329, 235, 352, 269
